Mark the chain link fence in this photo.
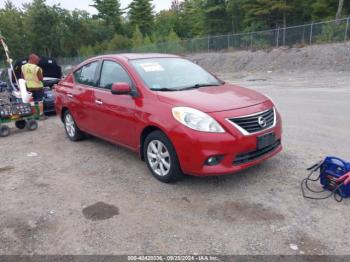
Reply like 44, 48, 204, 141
57, 17, 349, 66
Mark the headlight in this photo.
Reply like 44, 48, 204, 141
172, 107, 225, 133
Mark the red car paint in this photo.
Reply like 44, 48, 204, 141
55, 54, 282, 176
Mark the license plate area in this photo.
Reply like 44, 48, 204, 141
257, 132, 276, 150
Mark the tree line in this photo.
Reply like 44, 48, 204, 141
0, 0, 349, 60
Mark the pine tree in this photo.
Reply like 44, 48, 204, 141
166, 29, 180, 42
132, 26, 144, 48
165, 29, 183, 53
311, 0, 339, 20
203, 0, 229, 35
154, 10, 178, 41
128, 0, 154, 36
242, 0, 295, 30
226, 0, 243, 33
91, 0, 123, 32
107, 34, 131, 51
176, 0, 204, 38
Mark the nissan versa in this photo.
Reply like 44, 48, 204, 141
55, 54, 282, 183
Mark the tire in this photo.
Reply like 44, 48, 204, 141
15, 120, 27, 130
144, 130, 183, 183
63, 110, 85, 141
0, 125, 10, 137
26, 119, 38, 131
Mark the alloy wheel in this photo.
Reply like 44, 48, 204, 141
65, 113, 76, 138
147, 140, 171, 177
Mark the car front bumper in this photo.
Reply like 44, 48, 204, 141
168, 102, 283, 176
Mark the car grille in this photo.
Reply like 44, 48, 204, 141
228, 108, 275, 134
233, 140, 281, 165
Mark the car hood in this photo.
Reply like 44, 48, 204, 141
156, 84, 269, 113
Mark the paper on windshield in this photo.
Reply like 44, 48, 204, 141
140, 62, 164, 72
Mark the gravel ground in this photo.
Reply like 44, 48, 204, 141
187, 42, 350, 73
0, 70, 350, 255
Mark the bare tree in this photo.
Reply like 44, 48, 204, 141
336, 0, 344, 20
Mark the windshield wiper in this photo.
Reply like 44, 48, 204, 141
180, 83, 220, 91
150, 88, 179, 92
150, 83, 220, 92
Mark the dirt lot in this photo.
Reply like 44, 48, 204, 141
1, 67, 350, 255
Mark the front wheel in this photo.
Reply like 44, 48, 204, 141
64, 111, 85, 141
0, 125, 10, 137
144, 131, 183, 183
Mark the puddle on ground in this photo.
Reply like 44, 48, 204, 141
207, 201, 284, 222
0, 166, 15, 173
82, 202, 119, 221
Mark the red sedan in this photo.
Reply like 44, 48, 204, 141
55, 54, 282, 183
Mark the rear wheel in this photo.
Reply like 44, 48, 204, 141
144, 131, 183, 183
64, 111, 85, 141
15, 120, 27, 130
0, 125, 10, 137
26, 119, 38, 131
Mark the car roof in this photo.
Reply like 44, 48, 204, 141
96, 53, 180, 61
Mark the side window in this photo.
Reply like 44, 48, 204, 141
99, 61, 132, 90
74, 62, 99, 86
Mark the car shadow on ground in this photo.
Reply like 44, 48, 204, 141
88, 135, 288, 188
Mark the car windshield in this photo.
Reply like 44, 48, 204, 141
131, 58, 221, 91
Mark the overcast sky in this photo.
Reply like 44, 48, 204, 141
0, 0, 174, 13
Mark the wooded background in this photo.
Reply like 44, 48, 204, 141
0, 0, 349, 60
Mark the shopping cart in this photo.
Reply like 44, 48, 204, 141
0, 100, 39, 137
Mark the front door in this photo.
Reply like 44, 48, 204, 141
71, 61, 100, 132
92, 60, 137, 149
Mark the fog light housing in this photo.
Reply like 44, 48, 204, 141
205, 156, 223, 166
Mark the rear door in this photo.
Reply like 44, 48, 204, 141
70, 60, 100, 132
92, 60, 137, 148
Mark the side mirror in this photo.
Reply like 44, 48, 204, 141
111, 82, 131, 95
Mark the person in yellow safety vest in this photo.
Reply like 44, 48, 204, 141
21, 54, 44, 116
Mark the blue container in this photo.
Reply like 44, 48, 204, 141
320, 157, 350, 198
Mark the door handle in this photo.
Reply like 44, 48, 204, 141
95, 99, 103, 105
67, 93, 73, 98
